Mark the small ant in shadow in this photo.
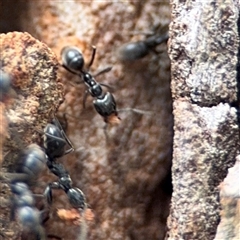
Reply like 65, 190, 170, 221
116, 24, 169, 61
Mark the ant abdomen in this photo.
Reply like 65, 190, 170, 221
16, 144, 47, 181
67, 187, 86, 210
93, 92, 117, 118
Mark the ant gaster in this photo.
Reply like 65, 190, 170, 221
15, 144, 47, 183
61, 46, 120, 125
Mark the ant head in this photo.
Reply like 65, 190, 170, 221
44, 123, 66, 159
61, 46, 85, 73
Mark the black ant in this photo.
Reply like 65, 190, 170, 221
2, 144, 48, 239
61, 46, 120, 126
43, 118, 86, 211
10, 182, 46, 240
0, 144, 48, 186
116, 24, 169, 61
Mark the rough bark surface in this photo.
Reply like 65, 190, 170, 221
1, 1, 173, 240
167, 0, 240, 239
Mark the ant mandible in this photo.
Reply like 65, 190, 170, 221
61, 46, 120, 126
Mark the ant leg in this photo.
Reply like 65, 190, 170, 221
44, 182, 62, 205
0, 232, 6, 239
103, 123, 110, 143
117, 108, 153, 115
82, 89, 89, 109
44, 185, 53, 205
100, 82, 115, 92
93, 67, 115, 91
0, 172, 29, 182
94, 66, 112, 77
87, 45, 96, 70
35, 226, 46, 240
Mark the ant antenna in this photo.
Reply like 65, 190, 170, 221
117, 108, 153, 115
87, 46, 97, 70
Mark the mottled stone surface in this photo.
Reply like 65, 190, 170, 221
0, 31, 63, 239
168, 101, 239, 240
170, 0, 238, 106
215, 156, 240, 240
167, 0, 239, 239
1, 1, 173, 240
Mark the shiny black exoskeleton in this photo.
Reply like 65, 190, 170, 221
61, 46, 119, 123
117, 25, 169, 61
9, 145, 47, 240
43, 119, 86, 210
43, 118, 74, 160
0, 70, 11, 101
15, 144, 47, 183
11, 182, 46, 240
44, 161, 86, 210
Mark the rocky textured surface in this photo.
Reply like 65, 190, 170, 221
215, 156, 240, 240
167, 0, 240, 239
0, 31, 63, 239
1, 1, 173, 240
